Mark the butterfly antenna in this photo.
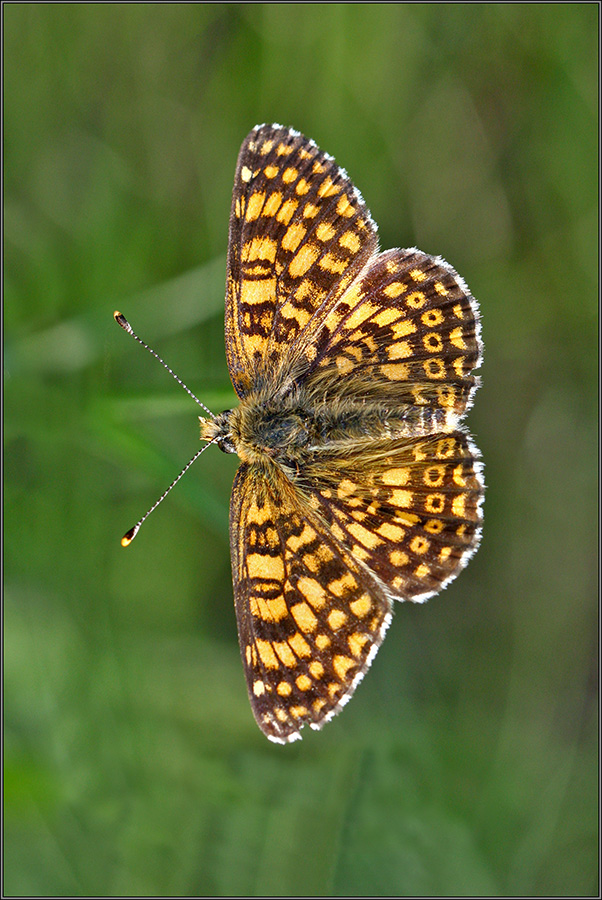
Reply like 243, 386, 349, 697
114, 310, 220, 546
114, 311, 215, 418
120, 437, 219, 546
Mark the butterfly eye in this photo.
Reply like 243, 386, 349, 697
217, 435, 237, 455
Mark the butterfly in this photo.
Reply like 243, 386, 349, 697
198, 123, 484, 743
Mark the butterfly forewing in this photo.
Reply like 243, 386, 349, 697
225, 123, 378, 398
230, 463, 392, 743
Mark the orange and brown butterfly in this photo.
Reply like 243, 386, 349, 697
198, 123, 484, 743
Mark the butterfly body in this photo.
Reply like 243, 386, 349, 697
202, 378, 462, 470
202, 124, 484, 743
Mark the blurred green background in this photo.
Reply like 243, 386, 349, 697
5, 4, 598, 897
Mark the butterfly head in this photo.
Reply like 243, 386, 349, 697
200, 410, 237, 455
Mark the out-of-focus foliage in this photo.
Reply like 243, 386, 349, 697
5, 5, 597, 896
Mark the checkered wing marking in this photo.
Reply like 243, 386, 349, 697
225, 123, 378, 398
230, 463, 392, 743
301, 431, 484, 602
300, 247, 482, 421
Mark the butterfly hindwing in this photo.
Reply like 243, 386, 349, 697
292, 247, 482, 425
301, 430, 484, 603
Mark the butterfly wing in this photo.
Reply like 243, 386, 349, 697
229, 461, 392, 743
225, 123, 378, 398
293, 246, 483, 428
300, 430, 484, 603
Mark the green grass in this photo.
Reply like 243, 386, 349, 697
5, 4, 598, 896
